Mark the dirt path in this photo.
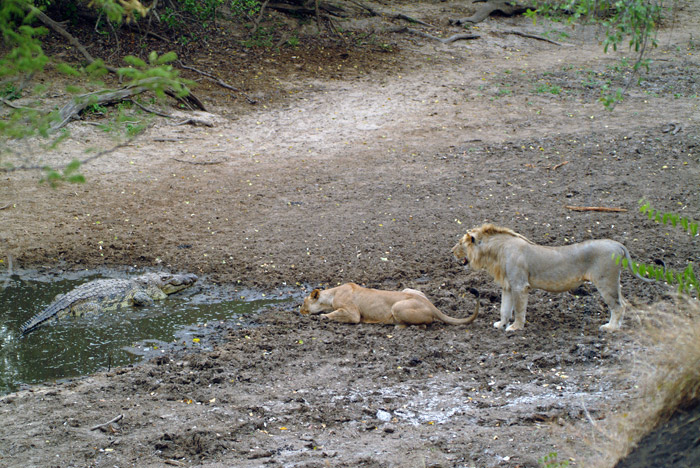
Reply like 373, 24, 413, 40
1, 4, 699, 467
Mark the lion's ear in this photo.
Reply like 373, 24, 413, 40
310, 289, 320, 300
469, 234, 476, 244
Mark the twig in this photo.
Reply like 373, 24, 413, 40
565, 205, 627, 213
394, 13, 433, 27
172, 157, 224, 165
315, 0, 322, 32
551, 161, 569, 170
178, 62, 256, 104
0, 137, 139, 173
127, 99, 172, 118
172, 118, 214, 127
146, 30, 170, 42
178, 62, 241, 92
501, 29, 564, 46
0, 203, 12, 210
250, 0, 270, 35
90, 414, 123, 431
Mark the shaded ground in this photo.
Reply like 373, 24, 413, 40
1, 1, 699, 467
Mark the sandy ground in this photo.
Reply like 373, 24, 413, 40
1, 1, 699, 467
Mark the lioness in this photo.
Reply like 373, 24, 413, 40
300, 283, 479, 326
452, 223, 653, 332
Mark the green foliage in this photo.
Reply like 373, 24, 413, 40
639, 200, 699, 236
526, 0, 663, 109
621, 200, 699, 298
0, 1, 194, 186
40, 158, 85, 187
539, 451, 569, 468
1, 82, 21, 99
118, 51, 193, 99
241, 26, 275, 48
533, 83, 562, 94
230, 0, 262, 19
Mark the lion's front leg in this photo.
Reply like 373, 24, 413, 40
506, 291, 529, 332
494, 290, 514, 329
322, 307, 361, 323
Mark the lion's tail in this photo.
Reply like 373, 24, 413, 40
433, 288, 480, 325
619, 244, 656, 283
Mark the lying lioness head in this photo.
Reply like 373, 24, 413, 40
301, 282, 478, 326
452, 223, 653, 332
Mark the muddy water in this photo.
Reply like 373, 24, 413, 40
0, 272, 292, 394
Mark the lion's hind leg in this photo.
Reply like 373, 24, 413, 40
506, 291, 529, 332
391, 299, 435, 326
594, 273, 625, 331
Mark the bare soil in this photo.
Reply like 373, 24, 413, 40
1, 2, 699, 467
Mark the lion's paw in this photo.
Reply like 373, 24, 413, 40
493, 321, 505, 329
506, 323, 523, 332
599, 322, 619, 332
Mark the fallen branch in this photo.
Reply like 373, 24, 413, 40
51, 81, 154, 131
551, 161, 569, 170
565, 205, 628, 213
90, 414, 123, 431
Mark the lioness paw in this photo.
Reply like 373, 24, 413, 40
493, 321, 505, 329
599, 322, 619, 332
506, 323, 523, 332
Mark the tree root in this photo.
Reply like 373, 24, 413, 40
349, 1, 434, 27
450, 0, 531, 26
392, 27, 480, 44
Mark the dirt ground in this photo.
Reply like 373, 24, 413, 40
1, 1, 699, 467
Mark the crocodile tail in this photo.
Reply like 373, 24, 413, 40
19, 302, 64, 336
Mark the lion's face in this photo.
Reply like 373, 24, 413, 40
300, 289, 325, 315
452, 232, 476, 265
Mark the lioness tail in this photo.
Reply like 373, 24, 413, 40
434, 288, 480, 325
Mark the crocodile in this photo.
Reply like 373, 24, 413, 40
19, 272, 198, 336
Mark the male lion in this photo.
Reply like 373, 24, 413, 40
452, 224, 654, 332
300, 283, 479, 326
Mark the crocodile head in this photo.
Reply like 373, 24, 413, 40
136, 272, 198, 294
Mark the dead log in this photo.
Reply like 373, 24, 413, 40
450, 0, 531, 26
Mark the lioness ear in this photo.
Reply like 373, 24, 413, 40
469, 234, 476, 244
310, 289, 320, 300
